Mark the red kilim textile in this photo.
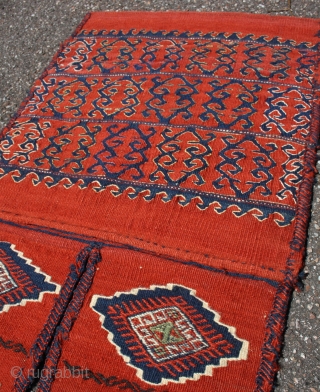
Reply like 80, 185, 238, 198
0, 12, 319, 392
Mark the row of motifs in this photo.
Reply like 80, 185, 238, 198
50, 33, 318, 89
20, 75, 312, 140
0, 118, 303, 209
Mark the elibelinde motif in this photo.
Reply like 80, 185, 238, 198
0, 29, 317, 225
0, 242, 59, 313
91, 284, 248, 385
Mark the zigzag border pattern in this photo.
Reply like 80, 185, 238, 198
1, 25, 315, 228
0, 164, 296, 227
77, 29, 319, 51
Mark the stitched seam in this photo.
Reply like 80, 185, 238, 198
0, 208, 282, 274
0, 216, 280, 288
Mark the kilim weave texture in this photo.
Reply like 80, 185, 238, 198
0, 12, 319, 392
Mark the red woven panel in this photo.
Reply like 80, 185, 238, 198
0, 12, 319, 392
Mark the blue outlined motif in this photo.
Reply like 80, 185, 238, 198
88, 76, 145, 119
54, 38, 97, 73
277, 144, 304, 201
187, 40, 238, 75
200, 80, 261, 129
89, 38, 142, 74
141, 39, 186, 72
0, 242, 59, 313
34, 121, 100, 174
0, 28, 316, 227
91, 284, 248, 385
213, 134, 277, 199
150, 126, 215, 186
241, 42, 291, 81
143, 75, 202, 123
261, 87, 312, 137
88, 122, 156, 180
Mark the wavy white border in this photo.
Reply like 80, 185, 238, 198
0, 168, 292, 227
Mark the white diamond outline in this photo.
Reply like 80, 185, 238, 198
90, 283, 249, 385
0, 242, 61, 314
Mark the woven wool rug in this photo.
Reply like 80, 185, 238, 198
0, 11, 319, 392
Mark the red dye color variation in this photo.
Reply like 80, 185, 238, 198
0, 12, 319, 392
